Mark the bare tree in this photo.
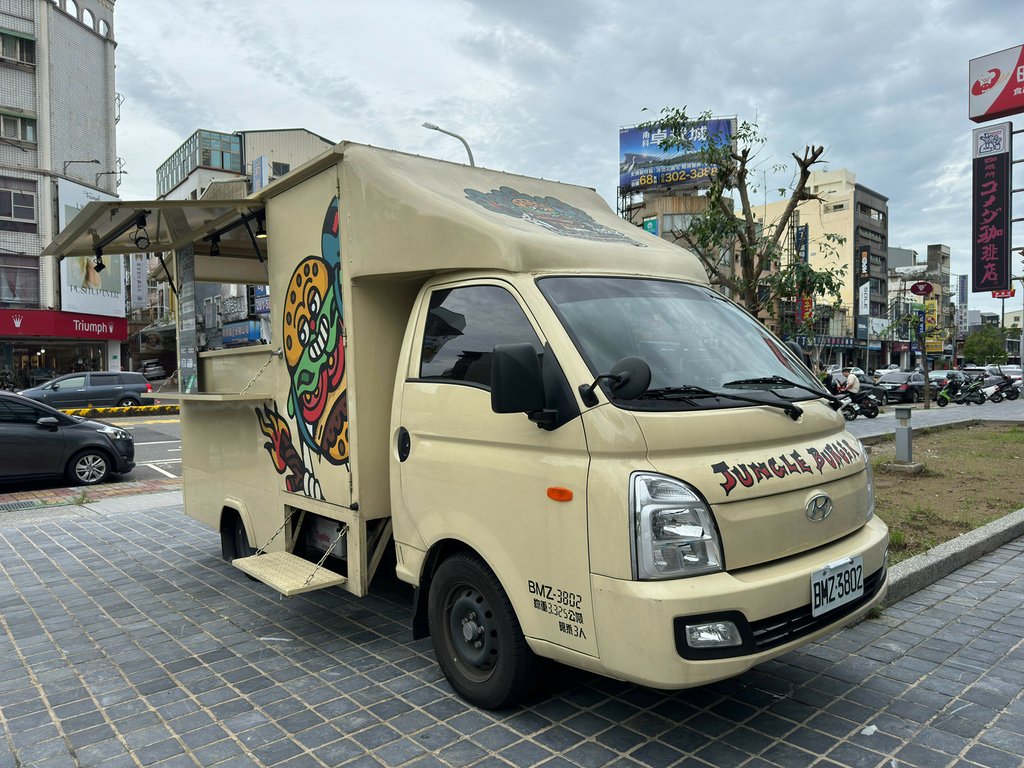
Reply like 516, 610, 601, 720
638, 108, 847, 331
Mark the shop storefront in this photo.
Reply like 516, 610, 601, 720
0, 309, 127, 389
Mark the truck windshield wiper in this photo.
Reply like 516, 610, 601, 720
639, 384, 803, 421
722, 375, 843, 410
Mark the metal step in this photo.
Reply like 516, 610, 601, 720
232, 551, 347, 596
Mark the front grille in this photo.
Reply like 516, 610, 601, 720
750, 565, 886, 651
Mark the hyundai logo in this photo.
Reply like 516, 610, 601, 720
806, 494, 833, 522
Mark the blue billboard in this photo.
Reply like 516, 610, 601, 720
618, 118, 734, 192
223, 320, 262, 347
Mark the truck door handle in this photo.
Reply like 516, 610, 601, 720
397, 427, 411, 462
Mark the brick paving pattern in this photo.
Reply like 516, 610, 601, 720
0, 477, 181, 510
1, 500, 1022, 767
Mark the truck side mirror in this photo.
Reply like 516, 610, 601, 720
578, 356, 652, 407
491, 343, 545, 414
785, 340, 812, 369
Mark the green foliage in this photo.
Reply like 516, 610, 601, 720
963, 325, 1009, 365
637, 107, 846, 319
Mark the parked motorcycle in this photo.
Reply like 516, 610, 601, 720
0, 369, 15, 392
959, 375, 988, 405
840, 391, 879, 420
984, 374, 1020, 404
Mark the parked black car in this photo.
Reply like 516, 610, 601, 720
18, 371, 152, 409
139, 360, 166, 381
875, 371, 928, 403
0, 391, 135, 485
830, 372, 889, 405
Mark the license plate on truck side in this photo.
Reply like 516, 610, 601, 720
811, 556, 864, 617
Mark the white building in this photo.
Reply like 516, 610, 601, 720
146, 128, 333, 359
0, 0, 120, 386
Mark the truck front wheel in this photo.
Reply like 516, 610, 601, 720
427, 552, 539, 710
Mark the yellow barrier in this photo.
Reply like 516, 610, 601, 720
61, 404, 180, 417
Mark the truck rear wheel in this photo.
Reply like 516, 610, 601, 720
427, 551, 539, 710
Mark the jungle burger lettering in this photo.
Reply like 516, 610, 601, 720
711, 439, 863, 496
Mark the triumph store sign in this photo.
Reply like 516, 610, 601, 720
0, 309, 127, 340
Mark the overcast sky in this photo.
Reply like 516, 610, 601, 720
113, 0, 1023, 314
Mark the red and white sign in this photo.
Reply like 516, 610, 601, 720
909, 281, 934, 296
992, 289, 1016, 299
969, 45, 1024, 122
0, 309, 127, 340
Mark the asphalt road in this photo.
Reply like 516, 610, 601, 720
107, 414, 182, 480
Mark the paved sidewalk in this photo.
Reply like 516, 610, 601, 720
0, 477, 181, 512
1, 496, 1023, 767
845, 396, 1024, 440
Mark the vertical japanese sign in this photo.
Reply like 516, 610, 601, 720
796, 224, 809, 263
795, 295, 813, 325
129, 254, 149, 309
856, 245, 871, 342
176, 246, 199, 394
971, 122, 1011, 292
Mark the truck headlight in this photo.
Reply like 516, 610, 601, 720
630, 473, 723, 580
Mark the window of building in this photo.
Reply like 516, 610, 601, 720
856, 226, 885, 246
661, 213, 696, 235
66, 0, 78, 18
824, 202, 846, 213
0, 177, 37, 233
1, 114, 36, 143
419, 285, 542, 386
271, 161, 290, 177
1, 34, 35, 65
99, 19, 109, 36
0, 254, 39, 306
82, 8, 94, 28
857, 203, 886, 223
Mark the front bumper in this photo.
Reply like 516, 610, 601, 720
109, 439, 135, 473
589, 516, 889, 689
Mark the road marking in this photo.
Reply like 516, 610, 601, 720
110, 418, 180, 426
145, 458, 182, 464
144, 463, 178, 478
168, 448, 181, 452
135, 440, 181, 446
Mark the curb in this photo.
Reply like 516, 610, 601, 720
883, 506, 1024, 606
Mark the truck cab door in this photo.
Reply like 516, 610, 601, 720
395, 280, 596, 657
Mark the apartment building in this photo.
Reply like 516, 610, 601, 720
0, 0, 120, 387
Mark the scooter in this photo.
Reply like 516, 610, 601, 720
954, 375, 987, 405
839, 391, 879, 420
985, 374, 1020, 404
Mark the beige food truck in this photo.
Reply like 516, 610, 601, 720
47, 143, 888, 709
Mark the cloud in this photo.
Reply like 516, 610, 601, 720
111, 0, 1024, 312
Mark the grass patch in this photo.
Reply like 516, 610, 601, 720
870, 423, 1022, 564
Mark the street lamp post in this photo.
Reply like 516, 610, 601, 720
422, 122, 475, 166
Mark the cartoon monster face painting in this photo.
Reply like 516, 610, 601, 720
257, 197, 348, 500
283, 255, 348, 463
